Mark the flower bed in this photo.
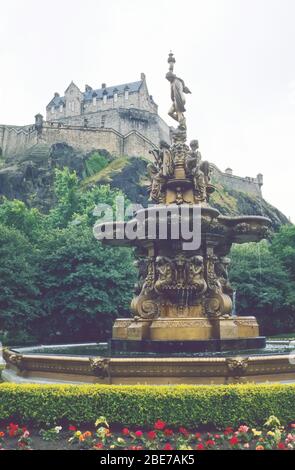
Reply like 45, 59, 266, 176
0, 383, 295, 428
0, 416, 294, 450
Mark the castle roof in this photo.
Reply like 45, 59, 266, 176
47, 80, 143, 109
84, 81, 143, 101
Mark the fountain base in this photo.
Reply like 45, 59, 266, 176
112, 315, 264, 351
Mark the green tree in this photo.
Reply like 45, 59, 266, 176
0, 223, 41, 344
270, 224, 295, 281
230, 239, 295, 335
0, 168, 136, 344
37, 224, 135, 342
0, 198, 44, 242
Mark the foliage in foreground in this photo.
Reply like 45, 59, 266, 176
0, 383, 295, 428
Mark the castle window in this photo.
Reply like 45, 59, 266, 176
114, 92, 118, 102
101, 115, 106, 128
124, 90, 129, 100
93, 97, 96, 106
51, 106, 55, 114
103, 94, 107, 104
59, 105, 63, 113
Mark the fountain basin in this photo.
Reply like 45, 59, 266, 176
2, 340, 295, 385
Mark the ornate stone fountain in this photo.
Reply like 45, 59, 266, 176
106, 53, 271, 354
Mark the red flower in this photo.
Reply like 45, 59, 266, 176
206, 439, 215, 447
195, 432, 201, 439
224, 427, 233, 435
163, 443, 173, 450
214, 434, 221, 439
229, 436, 239, 446
122, 428, 130, 435
94, 442, 104, 449
154, 420, 166, 430
196, 443, 205, 450
69, 425, 77, 432
278, 442, 286, 450
179, 426, 189, 437
7, 423, 19, 438
291, 423, 295, 429
147, 431, 157, 440
164, 428, 174, 437
135, 430, 143, 438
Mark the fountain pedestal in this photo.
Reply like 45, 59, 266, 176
110, 316, 265, 354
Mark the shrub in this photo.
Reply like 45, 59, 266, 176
0, 383, 294, 428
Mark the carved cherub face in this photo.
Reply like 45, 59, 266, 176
190, 140, 199, 151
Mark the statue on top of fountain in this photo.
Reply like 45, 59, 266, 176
146, 52, 213, 205
166, 52, 191, 131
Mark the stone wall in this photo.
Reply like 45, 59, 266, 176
0, 124, 37, 160
211, 163, 263, 197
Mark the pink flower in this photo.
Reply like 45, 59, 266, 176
244, 443, 250, 449
277, 442, 286, 450
69, 425, 77, 431
154, 420, 166, 430
290, 423, 295, 429
135, 430, 143, 438
122, 428, 130, 435
238, 425, 249, 433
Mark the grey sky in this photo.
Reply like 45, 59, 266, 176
0, 0, 294, 221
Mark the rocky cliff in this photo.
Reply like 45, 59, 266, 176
0, 143, 289, 229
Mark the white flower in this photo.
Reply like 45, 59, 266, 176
54, 426, 62, 433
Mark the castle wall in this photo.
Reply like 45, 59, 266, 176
0, 123, 263, 197
42, 126, 124, 156
43, 108, 171, 150
211, 163, 263, 197
123, 132, 155, 159
0, 124, 37, 160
